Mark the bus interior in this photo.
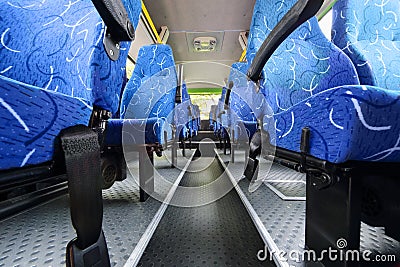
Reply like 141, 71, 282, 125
0, 0, 399, 266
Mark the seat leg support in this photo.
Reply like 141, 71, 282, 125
243, 130, 261, 181
223, 138, 227, 155
244, 144, 249, 165
306, 173, 362, 267
171, 132, 179, 168
139, 147, 154, 202
60, 125, 110, 267
181, 140, 186, 157
171, 140, 177, 168
231, 143, 235, 163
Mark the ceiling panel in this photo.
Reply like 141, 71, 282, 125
143, 0, 255, 32
142, 0, 255, 65
128, 18, 155, 61
168, 31, 243, 62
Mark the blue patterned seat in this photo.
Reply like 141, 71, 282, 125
105, 44, 177, 147
247, 0, 400, 163
227, 62, 258, 142
209, 105, 217, 130
332, 0, 400, 90
0, 0, 140, 170
192, 104, 200, 134
183, 84, 199, 139
213, 87, 227, 138
176, 82, 193, 141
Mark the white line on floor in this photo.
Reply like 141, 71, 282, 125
124, 152, 196, 267
215, 150, 289, 267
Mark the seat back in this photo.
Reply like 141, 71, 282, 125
121, 44, 177, 124
216, 86, 227, 116
182, 82, 190, 102
176, 82, 191, 139
247, 0, 359, 114
0, 0, 140, 170
0, 0, 141, 114
193, 105, 200, 132
209, 104, 217, 129
228, 62, 256, 122
332, 0, 400, 89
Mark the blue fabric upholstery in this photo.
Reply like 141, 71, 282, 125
229, 62, 249, 87
189, 103, 199, 137
258, 18, 360, 114
247, 0, 298, 65
107, 44, 177, 146
190, 111, 199, 138
176, 82, 192, 140
105, 117, 168, 146
193, 105, 200, 134
120, 45, 176, 119
332, 0, 400, 90
214, 87, 227, 137
267, 85, 400, 163
122, 0, 142, 29
1, 0, 141, 115
182, 82, 190, 101
0, 76, 91, 168
0, 0, 140, 170
246, 0, 400, 163
209, 105, 217, 130
228, 62, 258, 142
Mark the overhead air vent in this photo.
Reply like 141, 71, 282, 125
193, 37, 217, 52
186, 31, 224, 53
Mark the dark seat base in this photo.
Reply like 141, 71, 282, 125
243, 130, 400, 267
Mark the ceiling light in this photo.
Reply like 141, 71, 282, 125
193, 37, 217, 52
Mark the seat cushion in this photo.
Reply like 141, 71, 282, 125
0, 76, 91, 170
105, 117, 169, 146
263, 85, 400, 163
233, 120, 258, 142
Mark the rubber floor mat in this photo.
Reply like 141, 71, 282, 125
138, 151, 274, 266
